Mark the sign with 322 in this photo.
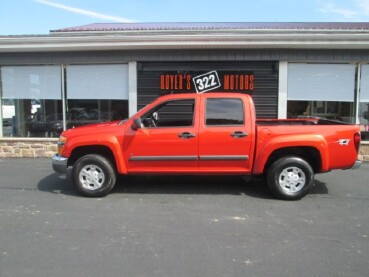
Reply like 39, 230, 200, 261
192, 71, 221, 93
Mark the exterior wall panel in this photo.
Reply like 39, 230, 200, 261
2, 49, 369, 66
137, 61, 278, 118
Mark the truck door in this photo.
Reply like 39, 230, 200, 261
198, 95, 253, 173
124, 98, 199, 173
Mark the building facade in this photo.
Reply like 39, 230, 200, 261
0, 23, 369, 159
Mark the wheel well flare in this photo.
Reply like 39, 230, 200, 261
264, 147, 321, 174
68, 146, 116, 170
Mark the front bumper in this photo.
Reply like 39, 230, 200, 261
351, 160, 362, 170
52, 154, 68, 173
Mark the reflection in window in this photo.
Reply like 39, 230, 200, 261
66, 99, 128, 129
359, 65, 369, 140
141, 99, 195, 128
1, 98, 63, 137
206, 98, 244, 125
1, 66, 62, 137
1, 64, 129, 137
65, 64, 129, 131
359, 102, 369, 140
287, 101, 354, 123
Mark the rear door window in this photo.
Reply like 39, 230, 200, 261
205, 98, 244, 126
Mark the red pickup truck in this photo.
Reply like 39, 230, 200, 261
52, 93, 362, 200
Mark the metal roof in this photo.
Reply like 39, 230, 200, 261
3, 22, 369, 53
51, 22, 369, 33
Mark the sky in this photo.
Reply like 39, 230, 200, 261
1, 0, 369, 35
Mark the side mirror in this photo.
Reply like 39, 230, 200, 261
131, 118, 142, 131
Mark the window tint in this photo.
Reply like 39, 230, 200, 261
142, 99, 195, 128
206, 98, 244, 125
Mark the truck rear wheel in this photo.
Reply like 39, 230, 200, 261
72, 154, 117, 197
267, 156, 314, 200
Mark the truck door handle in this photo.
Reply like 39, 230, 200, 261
231, 131, 248, 138
178, 132, 196, 139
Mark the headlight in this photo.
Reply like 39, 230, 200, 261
57, 136, 67, 155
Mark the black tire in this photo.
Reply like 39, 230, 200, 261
72, 154, 117, 197
267, 156, 314, 200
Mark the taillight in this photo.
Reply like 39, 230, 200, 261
354, 132, 361, 153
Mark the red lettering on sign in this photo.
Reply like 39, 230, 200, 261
160, 74, 192, 91
166, 75, 170, 89
250, 75, 254, 90
179, 75, 183, 89
160, 73, 254, 92
174, 75, 178, 90
160, 75, 164, 89
224, 75, 229, 89
223, 74, 254, 91
186, 75, 191, 90
170, 75, 174, 89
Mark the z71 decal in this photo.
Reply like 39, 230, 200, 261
337, 139, 350, 146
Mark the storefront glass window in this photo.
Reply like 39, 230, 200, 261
66, 99, 128, 130
287, 63, 355, 124
1, 66, 62, 137
287, 101, 354, 123
359, 65, 369, 140
65, 64, 129, 130
358, 102, 369, 132
1, 64, 129, 138
287, 64, 356, 102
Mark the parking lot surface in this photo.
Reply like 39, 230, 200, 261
0, 158, 368, 277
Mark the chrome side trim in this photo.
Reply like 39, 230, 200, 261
129, 155, 249, 161
199, 155, 249, 161
130, 156, 198, 161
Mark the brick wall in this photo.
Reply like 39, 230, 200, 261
0, 138, 58, 158
1, 138, 369, 161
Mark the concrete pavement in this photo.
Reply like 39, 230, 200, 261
0, 158, 368, 277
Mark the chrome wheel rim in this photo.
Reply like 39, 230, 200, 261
79, 164, 105, 191
279, 166, 306, 193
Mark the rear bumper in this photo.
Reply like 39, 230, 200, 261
350, 160, 362, 170
52, 154, 68, 173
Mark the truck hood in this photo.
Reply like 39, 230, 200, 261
62, 120, 127, 138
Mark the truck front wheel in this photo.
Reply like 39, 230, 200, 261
72, 154, 117, 197
267, 156, 314, 200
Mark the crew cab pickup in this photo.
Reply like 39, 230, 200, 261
52, 93, 362, 200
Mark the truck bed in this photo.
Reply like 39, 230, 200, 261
256, 118, 351, 126
254, 118, 360, 174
